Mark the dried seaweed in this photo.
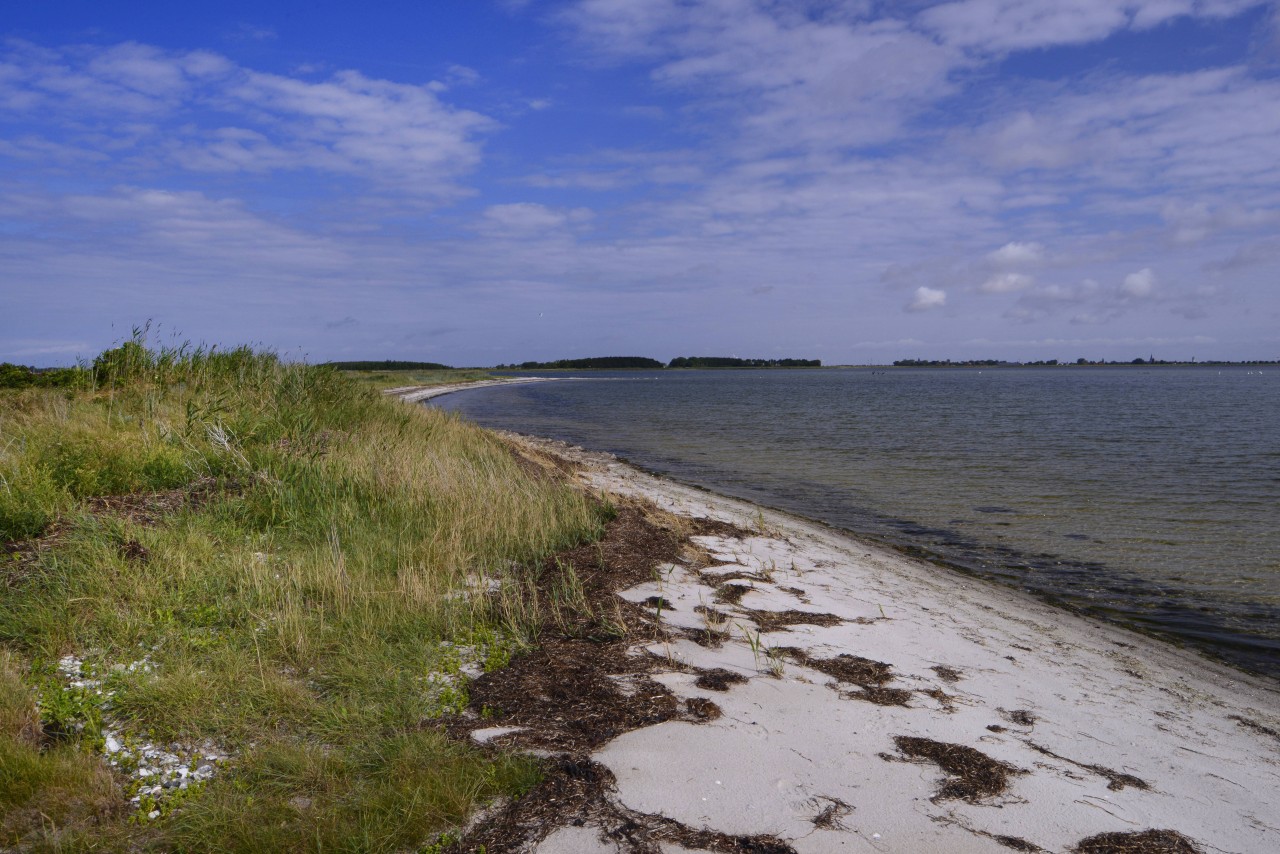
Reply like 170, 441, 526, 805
883, 735, 1024, 802
1072, 829, 1201, 853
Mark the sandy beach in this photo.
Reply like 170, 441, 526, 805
401, 387, 1280, 853
383, 376, 569, 403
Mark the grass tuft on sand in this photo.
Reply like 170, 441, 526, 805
0, 338, 604, 851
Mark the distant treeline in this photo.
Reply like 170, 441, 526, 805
893, 358, 1280, 367
668, 357, 821, 368
325, 360, 453, 371
0, 363, 83, 389
494, 356, 822, 369
495, 357, 665, 370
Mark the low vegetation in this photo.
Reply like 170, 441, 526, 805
322, 360, 455, 371
0, 337, 606, 851
494, 356, 665, 370
339, 367, 493, 392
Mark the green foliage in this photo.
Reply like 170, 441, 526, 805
159, 735, 538, 853
499, 356, 664, 369
0, 654, 123, 846
0, 363, 84, 390
0, 464, 64, 542
92, 339, 153, 386
0, 335, 600, 849
324, 360, 453, 371
667, 356, 820, 368
34, 432, 192, 497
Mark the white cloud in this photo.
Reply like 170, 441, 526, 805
908, 286, 948, 311
480, 203, 593, 235
988, 241, 1045, 267
0, 41, 495, 198
918, 0, 1269, 53
979, 272, 1035, 293
564, 1, 960, 153
1122, 267, 1157, 297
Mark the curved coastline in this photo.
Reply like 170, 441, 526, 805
396, 384, 1280, 852
426, 370, 1280, 681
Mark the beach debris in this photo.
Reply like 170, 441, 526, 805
716, 583, 753, 605
1228, 714, 1280, 743
931, 664, 963, 682
808, 795, 853, 830
1024, 741, 1149, 791
881, 735, 1024, 803
739, 608, 843, 632
779, 646, 916, 705
1004, 708, 1037, 726
1072, 828, 1201, 853
685, 697, 722, 721
694, 668, 749, 691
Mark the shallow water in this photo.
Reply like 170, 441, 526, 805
433, 367, 1280, 677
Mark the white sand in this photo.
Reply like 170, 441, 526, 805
384, 376, 567, 403
518, 435, 1280, 854
395, 387, 1280, 852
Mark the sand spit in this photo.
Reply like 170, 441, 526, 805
400, 390, 1280, 852
383, 376, 568, 403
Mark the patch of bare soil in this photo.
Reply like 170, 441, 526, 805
881, 736, 1025, 803
1024, 741, 1148, 791
83, 476, 222, 526
1072, 829, 1201, 853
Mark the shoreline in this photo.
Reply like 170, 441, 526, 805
394, 384, 1280, 852
418, 377, 1279, 681
381, 376, 570, 403
512, 432, 1280, 852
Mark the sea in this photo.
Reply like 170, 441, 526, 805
431, 367, 1280, 679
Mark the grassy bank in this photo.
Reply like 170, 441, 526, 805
0, 342, 606, 851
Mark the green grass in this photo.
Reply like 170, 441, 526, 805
0, 339, 604, 851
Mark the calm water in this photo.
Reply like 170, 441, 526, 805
434, 368, 1280, 678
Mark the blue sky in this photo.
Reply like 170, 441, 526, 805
3, 1, 1279, 365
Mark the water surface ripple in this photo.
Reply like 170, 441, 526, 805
434, 367, 1280, 678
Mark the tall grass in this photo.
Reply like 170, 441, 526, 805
0, 339, 604, 851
